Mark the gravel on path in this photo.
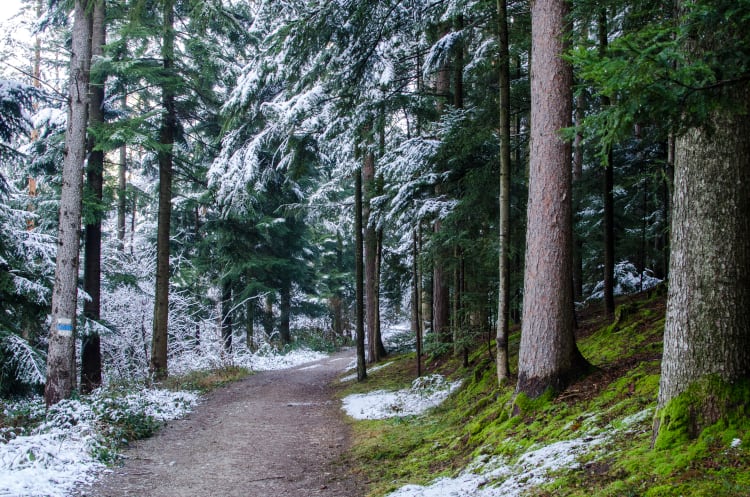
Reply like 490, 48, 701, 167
77, 350, 363, 497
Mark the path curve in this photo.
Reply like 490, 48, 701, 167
78, 350, 363, 497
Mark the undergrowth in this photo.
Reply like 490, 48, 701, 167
160, 365, 251, 393
342, 291, 750, 497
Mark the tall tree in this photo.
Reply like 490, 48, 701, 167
45, 0, 92, 406
516, 0, 588, 398
355, 168, 367, 381
655, 0, 750, 440
363, 142, 385, 362
599, 9, 615, 317
150, 0, 177, 379
496, 0, 512, 384
81, 0, 106, 394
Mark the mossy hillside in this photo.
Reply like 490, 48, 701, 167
345, 294, 750, 497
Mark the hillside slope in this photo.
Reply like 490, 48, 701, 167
339, 289, 750, 497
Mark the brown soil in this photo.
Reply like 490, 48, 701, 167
77, 349, 363, 497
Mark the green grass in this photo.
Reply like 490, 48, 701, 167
160, 365, 251, 393
342, 293, 750, 497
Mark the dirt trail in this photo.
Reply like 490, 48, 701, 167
78, 350, 363, 497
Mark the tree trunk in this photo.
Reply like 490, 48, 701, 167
246, 295, 255, 351
516, 0, 589, 398
599, 10, 615, 316
433, 220, 451, 344
150, 0, 176, 379
572, 26, 587, 302
496, 0, 512, 384
221, 282, 233, 354
117, 96, 127, 251
45, 0, 92, 406
279, 284, 291, 345
412, 230, 422, 377
363, 148, 380, 363
81, 0, 106, 394
656, 83, 750, 431
263, 294, 274, 338
355, 169, 367, 381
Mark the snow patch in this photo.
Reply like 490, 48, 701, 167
342, 374, 462, 420
0, 389, 198, 497
385, 435, 607, 497
340, 361, 393, 382
239, 346, 328, 371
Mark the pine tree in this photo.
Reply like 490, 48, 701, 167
516, 0, 589, 398
45, 0, 92, 406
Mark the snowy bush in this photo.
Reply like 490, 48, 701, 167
0, 388, 199, 497
585, 260, 662, 303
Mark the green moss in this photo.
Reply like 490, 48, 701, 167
345, 293, 749, 497
654, 377, 750, 450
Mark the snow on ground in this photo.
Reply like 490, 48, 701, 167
383, 409, 655, 497
342, 374, 462, 420
340, 360, 393, 382
0, 389, 198, 497
385, 436, 607, 497
238, 345, 328, 371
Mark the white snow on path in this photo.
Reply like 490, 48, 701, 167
342, 374, 462, 420
0, 389, 198, 497
242, 347, 328, 371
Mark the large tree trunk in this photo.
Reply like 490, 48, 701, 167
150, 0, 176, 379
496, 0, 512, 384
655, 84, 750, 436
81, 0, 106, 394
516, 0, 589, 399
45, 0, 92, 406
355, 169, 367, 381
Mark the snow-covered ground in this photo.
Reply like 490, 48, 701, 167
0, 347, 327, 497
0, 389, 198, 497
240, 346, 328, 371
342, 374, 462, 420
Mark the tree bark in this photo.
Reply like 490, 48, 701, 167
45, 0, 92, 406
412, 230, 422, 377
363, 148, 381, 363
221, 282, 233, 354
150, 0, 176, 379
263, 294, 274, 338
599, 10, 615, 316
81, 0, 106, 394
279, 284, 291, 345
516, 0, 589, 398
355, 169, 367, 381
496, 0, 512, 384
117, 96, 127, 251
657, 85, 750, 409
246, 295, 255, 351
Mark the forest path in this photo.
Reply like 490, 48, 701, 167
78, 349, 364, 497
